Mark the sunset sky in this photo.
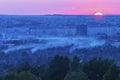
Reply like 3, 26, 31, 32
0, 0, 120, 15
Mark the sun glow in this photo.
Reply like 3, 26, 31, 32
94, 12, 103, 16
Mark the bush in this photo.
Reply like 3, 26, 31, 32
17, 71, 38, 80
4, 72, 18, 80
0, 74, 4, 80
83, 58, 115, 80
103, 64, 120, 80
64, 72, 89, 80
117, 75, 120, 80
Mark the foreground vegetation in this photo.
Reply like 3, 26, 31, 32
0, 55, 120, 80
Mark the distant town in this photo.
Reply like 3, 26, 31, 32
0, 15, 120, 39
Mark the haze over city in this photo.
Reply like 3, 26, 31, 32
0, 0, 120, 15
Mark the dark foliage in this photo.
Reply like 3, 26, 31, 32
43, 55, 70, 80
83, 58, 117, 80
70, 56, 80, 72
0, 55, 120, 80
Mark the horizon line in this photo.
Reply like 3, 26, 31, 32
0, 14, 120, 16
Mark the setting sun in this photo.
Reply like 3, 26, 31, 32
94, 12, 103, 16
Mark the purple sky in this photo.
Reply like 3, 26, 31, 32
0, 0, 120, 15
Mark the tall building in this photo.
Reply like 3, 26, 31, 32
76, 24, 87, 36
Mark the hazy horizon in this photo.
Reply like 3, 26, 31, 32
1, 13, 120, 16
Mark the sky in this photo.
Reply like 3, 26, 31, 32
0, 0, 120, 15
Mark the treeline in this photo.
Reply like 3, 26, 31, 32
0, 55, 120, 80
0, 45, 120, 73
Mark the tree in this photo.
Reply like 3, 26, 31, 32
0, 74, 4, 80
117, 75, 120, 80
103, 64, 120, 80
4, 72, 18, 80
43, 55, 70, 80
64, 72, 89, 80
30, 65, 47, 79
17, 62, 32, 72
17, 71, 38, 80
70, 56, 80, 72
83, 58, 115, 80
